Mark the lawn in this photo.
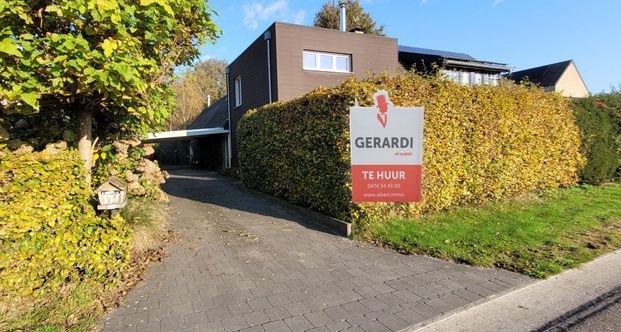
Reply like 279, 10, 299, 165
362, 183, 621, 278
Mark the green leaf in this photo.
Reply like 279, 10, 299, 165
21, 92, 39, 110
0, 38, 22, 57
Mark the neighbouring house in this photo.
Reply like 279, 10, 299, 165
149, 21, 512, 170
508, 60, 589, 98
398, 45, 511, 86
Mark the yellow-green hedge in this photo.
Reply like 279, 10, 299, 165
237, 74, 584, 227
0, 149, 130, 296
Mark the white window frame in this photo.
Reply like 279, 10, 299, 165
303, 50, 351, 73
234, 75, 242, 107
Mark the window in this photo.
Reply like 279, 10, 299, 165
234, 76, 242, 107
303, 51, 351, 73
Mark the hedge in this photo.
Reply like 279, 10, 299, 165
0, 148, 130, 296
573, 92, 621, 184
237, 74, 584, 227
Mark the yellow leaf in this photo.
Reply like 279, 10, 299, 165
101, 39, 116, 58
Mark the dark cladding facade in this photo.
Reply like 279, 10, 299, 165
226, 22, 399, 166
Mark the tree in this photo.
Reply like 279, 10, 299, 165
314, 0, 385, 36
0, 0, 221, 183
168, 59, 228, 130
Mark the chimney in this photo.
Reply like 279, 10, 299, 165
339, 0, 348, 32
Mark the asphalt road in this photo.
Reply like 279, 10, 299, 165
536, 285, 621, 331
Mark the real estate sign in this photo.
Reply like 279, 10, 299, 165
350, 90, 424, 202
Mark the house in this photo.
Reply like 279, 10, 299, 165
508, 60, 589, 98
398, 45, 511, 86
150, 21, 512, 170
225, 22, 399, 167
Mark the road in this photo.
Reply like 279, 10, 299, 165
536, 286, 621, 331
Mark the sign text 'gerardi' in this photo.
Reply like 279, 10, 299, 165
349, 90, 424, 202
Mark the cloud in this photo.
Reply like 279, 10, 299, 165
243, 0, 305, 30
420, 0, 429, 4
492, 0, 505, 7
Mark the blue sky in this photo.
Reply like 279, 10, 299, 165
200, 0, 621, 93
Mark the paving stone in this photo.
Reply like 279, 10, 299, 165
243, 311, 271, 327
304, 311, 334, 327
160, 316, 185, 332
227, 302, 253, 315
136, 321, 161, 332
265, 306, 292, 321
392, 289, 422, 302
247, 298, 271, 311
183, 311, 207, 328
394, 308, 425, 324
323, 306, 350, 322
283, 315, 313, 330
325, 320, 352, 331
285, 301, 311, 316
342, 301, 371, 316
357, 319, 391, 332
262, 320, 292, 332
221, 314, 249, 331
199, 319, 225, 332
267, 293, 291, 307
239, 326, 266, 332
375, 313, 410, 331
98, 170, 532, 332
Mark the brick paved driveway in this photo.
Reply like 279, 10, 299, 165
100, 169, 532, 332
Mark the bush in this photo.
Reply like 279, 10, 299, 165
237, 74, 584, 227
573, 94, 621, 184
0, 149, 130, 297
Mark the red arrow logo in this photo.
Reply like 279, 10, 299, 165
373, 90, 392, 128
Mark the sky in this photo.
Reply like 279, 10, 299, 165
199, 0, 621, 93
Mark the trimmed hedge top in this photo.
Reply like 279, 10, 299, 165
237, 74, 583, 228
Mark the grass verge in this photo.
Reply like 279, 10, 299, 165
1, 199, 171, 332
361, 183, 621, 278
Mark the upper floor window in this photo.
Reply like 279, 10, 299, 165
303, 51, 351, 73
234, 76, 242, 107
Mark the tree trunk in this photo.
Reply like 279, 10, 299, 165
76, 108, 93, 187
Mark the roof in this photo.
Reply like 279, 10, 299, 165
188, 97, 229, 130
398, 45, 476, 61
398, 45, 510, 72
508, 60, 574, 87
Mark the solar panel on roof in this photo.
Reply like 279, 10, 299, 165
398, 45, 476, 61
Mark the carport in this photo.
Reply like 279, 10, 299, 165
147, 97, 231, 170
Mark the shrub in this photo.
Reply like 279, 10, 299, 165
0, 149, 130, 297
237, 74, 584, 228
573, 94, 621, 184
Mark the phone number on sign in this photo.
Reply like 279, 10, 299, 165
367, 183, 401, 189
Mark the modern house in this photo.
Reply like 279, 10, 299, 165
151, 21, 513, 170
508, 60, 589, 98
225, 22, 399, 167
